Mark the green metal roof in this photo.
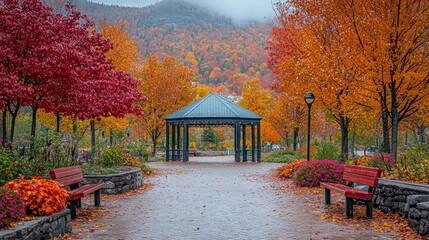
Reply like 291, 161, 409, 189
165, 93, 262, 120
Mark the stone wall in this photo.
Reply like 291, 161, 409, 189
373, 179, 429, 236
0, 209, 72, 240
83, 168, 143, 195
373, 179, 429, 216
407, 195, 429, 236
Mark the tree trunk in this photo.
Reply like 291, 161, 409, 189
339, 116, 349, 162
2, 110, 7, 146
8, 101, 20, 143
390, 82, 399, 161
30, 107, 38, 138
56, 112, 61, 133
293, 127, 299, 151
381, 88, 390, 153
417, 123, 425, 143
151, 134, 157, 156
90, 120, 96, 155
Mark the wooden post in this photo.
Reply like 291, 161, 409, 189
177, 125, 181, 160
242, 124, 247, 162
172, 124, 176, 160
184, 122, 189, 162
235, 122, 241, 162
166, 123, 170, 161
257, 122, 261, 162
251, 124, 255, 162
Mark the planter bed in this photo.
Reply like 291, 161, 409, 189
0, 209, 71, 240
82, 167, 143, 195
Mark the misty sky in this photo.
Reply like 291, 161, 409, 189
90, 0, 278, 22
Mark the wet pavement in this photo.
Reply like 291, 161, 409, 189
73, 156, 393, 239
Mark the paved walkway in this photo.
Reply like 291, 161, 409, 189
74, 156, 393, 239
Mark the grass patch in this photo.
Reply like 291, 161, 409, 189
261, 150, 304, 163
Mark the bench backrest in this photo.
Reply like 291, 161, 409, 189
49, 165, 84, 186
343, 165, 382, 188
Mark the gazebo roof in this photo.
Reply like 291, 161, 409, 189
165, 93, 262, 121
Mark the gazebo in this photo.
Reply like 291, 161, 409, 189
165, 93, 262, 162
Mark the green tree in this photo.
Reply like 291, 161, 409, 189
201, 128, 219, 150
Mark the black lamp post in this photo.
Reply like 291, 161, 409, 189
304, 92, 315, 161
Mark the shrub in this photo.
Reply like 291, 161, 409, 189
368, 152, 396, 172
390, 144, 429, 183
141, 163, 152, 175
4, 176, 69, 215
0, 188, 25, 229
0, 148, 27, 186
121, 153, 141, 167
276, 159, 306, 178
100, 146, 124, 167
294, 159, 344, 187
314, 141, 340, 161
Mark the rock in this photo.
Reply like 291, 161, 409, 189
417, 202, 429, 211
407, 195, 429, 207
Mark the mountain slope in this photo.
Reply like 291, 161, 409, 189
72, 0, 274, 94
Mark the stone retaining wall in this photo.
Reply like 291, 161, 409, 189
373, 179, 429, 216
373, 179, 429, 236
0, 209, 71, 240
407, 195, 429, 235
83, 168, 143, 195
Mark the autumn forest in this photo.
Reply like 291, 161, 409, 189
1, 0, 429, 183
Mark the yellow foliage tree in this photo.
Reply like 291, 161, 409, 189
239, 78, 280, 144
136, 55, 197, 155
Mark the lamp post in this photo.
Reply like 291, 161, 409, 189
304, 92, 315, 161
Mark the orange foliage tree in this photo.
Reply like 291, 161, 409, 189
96, 20, 141, 146
239, 79, 280, 144
136, 55, 197, 155
270, 0, 429, 160
268, 1, 381, 159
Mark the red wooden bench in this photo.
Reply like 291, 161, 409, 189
321, 165, 382, 218
188, 149, 200, 156
50, 165, 105, 218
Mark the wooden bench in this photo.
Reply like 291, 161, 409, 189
188, 149, 200, 156
320, 165, 382, 219
50, 165, 105, 218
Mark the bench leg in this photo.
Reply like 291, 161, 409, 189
94, 189, 101, 207
366, 203, 373, 219
68, 200, 78, 218
346, 197, 353, 218
324, 188, 331, 205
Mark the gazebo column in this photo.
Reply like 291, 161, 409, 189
172, 124, 176, 160
166, 122, 170, 161
177, 124, 181, 160
183, 122, 189, 162
235, 122, 241, 162
251, 124, 255, 162
257, 122, 261, 162
242, 124, 247, 162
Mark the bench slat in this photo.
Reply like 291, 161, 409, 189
54, 174, 84, 186
50, 166, 82, 179
343, 172, 380, 187
344, 165, 382, 177
68, 183, 105, 201
320, 182, 373, 199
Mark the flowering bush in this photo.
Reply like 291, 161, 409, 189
4, 176, 69, 216
0, 188, 25, 229
294, 160, 344, 187
276, 159, 306, 178
368, 153, 396, 172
